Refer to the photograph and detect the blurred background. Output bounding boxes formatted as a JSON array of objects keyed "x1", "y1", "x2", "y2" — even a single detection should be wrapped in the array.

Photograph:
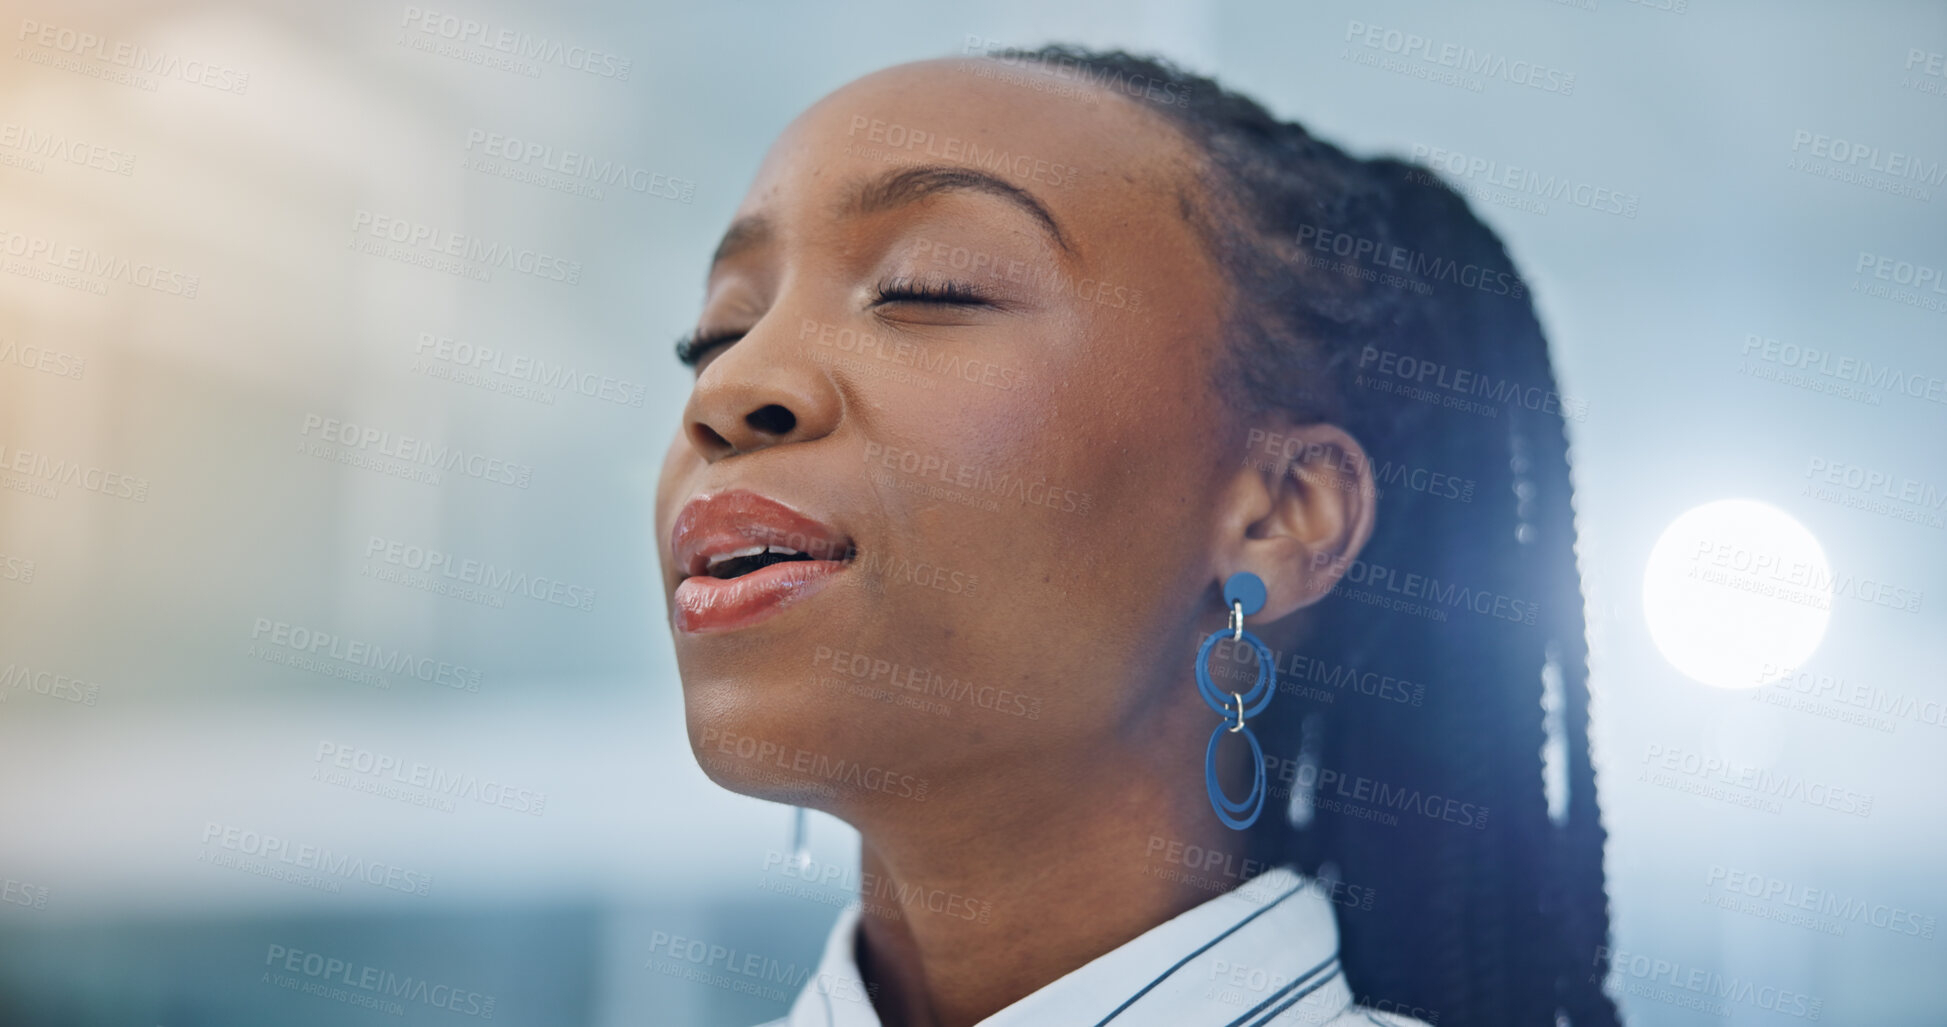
[{"x1": 0, "y1": 0, "x2": 1942, "y2": 1023}]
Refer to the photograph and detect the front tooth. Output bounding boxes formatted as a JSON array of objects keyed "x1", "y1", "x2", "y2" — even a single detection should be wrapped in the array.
[
  {"x1": 706, "y1": 545, "x2": 768, "y2": 569},
  {"x1": 765, "y1": 545, "x2": 803, "y2": 556}
]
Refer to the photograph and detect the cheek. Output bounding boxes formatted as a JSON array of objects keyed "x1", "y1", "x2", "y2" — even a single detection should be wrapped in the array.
[
  {"x1": 865, "y1": 377, "x2": 1070, "y2": 566},
  {"x1": 857, "y1": 359, "x2": 1210, "y2": 710}
]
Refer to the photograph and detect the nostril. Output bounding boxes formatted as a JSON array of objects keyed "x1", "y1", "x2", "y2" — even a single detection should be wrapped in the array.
[
  {"x1": 689, "y1": 422, "x2": 732, "y2": 454},
  {"x1": 746, "y1": 404, "x2": 797, "y2": 436}
]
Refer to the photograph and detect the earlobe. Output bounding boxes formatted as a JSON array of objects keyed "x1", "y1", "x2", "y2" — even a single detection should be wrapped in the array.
[{"x1": 1222, "y1": 421, "x2": 1376, "y2": 622}]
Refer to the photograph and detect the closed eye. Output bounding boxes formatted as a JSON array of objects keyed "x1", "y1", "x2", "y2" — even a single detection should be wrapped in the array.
[
  {"x1": 871, "y1": 276, "x2": 994, "y2": 307},
  {"x1": 676, "y1": 329, "x2": 746, "y2": 367},
  {"x1": 678, "y1": 277, "x2": 997, "y2": 368}
]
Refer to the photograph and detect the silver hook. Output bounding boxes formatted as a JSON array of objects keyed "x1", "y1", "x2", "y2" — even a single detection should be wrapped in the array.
[
  {"x1": 1229, "y1": 692, "x2": 1246, "y2": 733},
  {"x1": 1229, "y1": 600, "x2": 1244, "y2": 642},
  {"x1": 788, "y1": 807, "x2": 810, "y2": 871}
]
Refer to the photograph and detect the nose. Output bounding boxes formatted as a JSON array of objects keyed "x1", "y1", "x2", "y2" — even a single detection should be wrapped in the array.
[{"x1": 681, "y1": 318, "x2": 842, "y2": 462}]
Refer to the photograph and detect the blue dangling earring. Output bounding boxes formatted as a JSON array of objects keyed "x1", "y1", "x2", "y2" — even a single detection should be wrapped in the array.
[{"x1": 1194, "y1": 572, "x2": 1274, "y2": 830}]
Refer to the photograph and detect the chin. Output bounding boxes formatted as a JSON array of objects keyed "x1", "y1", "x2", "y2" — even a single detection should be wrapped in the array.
[{"x1": 680, "y1": 664, "x2": 932, "y2": 813}]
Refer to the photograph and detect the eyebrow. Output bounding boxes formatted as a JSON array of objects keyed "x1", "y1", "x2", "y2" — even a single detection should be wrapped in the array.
[
  {"x1": 848, "y1": 165, "x2": 1070, "y2": 253},
  {"x1": 704, "y1": 164, "x2": 1072, "y2": 278},
  {"x1": 708, "y1": 214, "x2": 774, "y2": 274}
]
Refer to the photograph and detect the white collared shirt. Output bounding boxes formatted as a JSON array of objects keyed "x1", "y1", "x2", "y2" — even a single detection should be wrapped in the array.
[{"x1": 759, "y1": 865, "x2": 1430, "y2": 1027}]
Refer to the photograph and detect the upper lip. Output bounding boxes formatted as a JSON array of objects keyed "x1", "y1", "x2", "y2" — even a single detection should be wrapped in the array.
[{"x1": 671, "y1": 490, "x2": 854, "y2": 579}]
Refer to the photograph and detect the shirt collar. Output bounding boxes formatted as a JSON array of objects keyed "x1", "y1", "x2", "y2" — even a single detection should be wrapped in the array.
[{"x1": 776, "y1": 865, "x2": 1355, "y2": 1027}]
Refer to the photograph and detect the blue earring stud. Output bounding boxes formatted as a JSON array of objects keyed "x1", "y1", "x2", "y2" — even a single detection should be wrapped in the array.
[{"x1": 1194, "y1": 572, "x2": 1273, "y2": 829}]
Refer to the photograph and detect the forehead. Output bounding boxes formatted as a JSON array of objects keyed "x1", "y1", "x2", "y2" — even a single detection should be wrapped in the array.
[{"x1": 734, "y1": 57, "x2": 1204, "y2": 250}]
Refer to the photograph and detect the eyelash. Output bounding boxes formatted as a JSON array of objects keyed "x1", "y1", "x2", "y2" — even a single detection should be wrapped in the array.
[
  {"x1": 676, "y1": 276, "x2": 991, "y2": 367},
  {"x1": 675, "y1": 329, "x2": 743, "y2": 367},
  {"x1": 871, "y1": 275, "x2": 990, "y2": 307}
]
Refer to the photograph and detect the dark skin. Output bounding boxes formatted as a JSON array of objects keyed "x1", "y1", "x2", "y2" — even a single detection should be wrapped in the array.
[{"x1": 655, "y1": 58, "x2": 1377, "y2": 1027}]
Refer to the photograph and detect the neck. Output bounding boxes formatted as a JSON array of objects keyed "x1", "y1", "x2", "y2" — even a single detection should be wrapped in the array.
[{"x1": 847, "y1": 747, "x2": 1260, "y2": 1027}]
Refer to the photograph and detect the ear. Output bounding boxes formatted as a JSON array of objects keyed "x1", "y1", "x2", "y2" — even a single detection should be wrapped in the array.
[{"x1": 1210, "y1": 421, "x2": 1377, "y2": 623}]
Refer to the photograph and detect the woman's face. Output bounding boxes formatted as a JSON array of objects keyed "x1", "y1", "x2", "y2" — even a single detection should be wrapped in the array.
[{"x1": 655, "y1": 58, "x2": 1245, "y2": 824}]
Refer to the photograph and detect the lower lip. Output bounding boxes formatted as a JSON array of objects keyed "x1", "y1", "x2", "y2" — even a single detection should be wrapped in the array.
[{"x1": 672, "y1": 560, "x2": 848, "y2": 634}]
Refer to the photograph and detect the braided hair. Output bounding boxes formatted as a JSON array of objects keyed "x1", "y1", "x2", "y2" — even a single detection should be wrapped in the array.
[{"x1": 994, "y1": 45, "x2": 1621, "y2": 1026}]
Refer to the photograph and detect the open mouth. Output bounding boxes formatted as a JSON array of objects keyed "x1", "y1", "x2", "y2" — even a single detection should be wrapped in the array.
[
  {"x1": 670, "y1": 490, "x2": 856, "y2": 633},
  {"x1": 701, "y1": 542, "x2": 854, "y2": 580}
]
